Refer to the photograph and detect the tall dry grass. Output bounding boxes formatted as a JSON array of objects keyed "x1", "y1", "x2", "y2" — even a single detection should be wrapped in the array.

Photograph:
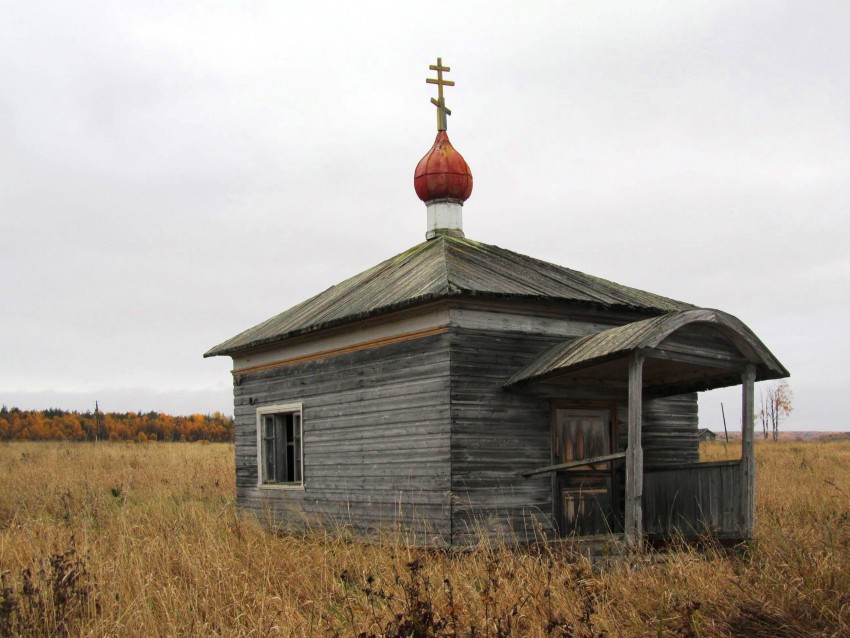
[{"x1": 0, "y1": 440, "x2": 848, "y2": 637}]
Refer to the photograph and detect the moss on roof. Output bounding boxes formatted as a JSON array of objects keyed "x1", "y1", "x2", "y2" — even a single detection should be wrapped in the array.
[{"x1": 205, "y1": 236, "x2": 693, "y2": 357}]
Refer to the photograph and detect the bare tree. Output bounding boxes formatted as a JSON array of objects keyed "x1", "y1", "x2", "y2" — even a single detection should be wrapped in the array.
[
  {"x1": 758, "y1": 393, "x2": 770, "y2": 440},
  {"x1": 759, "y1": 381, "x2": 793, "y2": 441}
]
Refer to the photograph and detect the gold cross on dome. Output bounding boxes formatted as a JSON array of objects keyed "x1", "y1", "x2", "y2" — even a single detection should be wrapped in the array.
[{"x1": 426, "y1": 57, "x2": 455, "y2": 131}]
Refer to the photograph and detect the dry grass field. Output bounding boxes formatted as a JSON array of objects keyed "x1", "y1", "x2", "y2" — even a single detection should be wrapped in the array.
[{"x1": 0, "y1": 440, "x2": 848, "y2": 637}]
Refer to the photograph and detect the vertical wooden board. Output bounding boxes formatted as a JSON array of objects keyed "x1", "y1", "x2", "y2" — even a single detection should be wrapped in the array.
[
  {"x1": 624, "y1": 351, "x2": 644, "y2": 546},
  {"x1": 643, "y1": 462, "x2": 745, "y2": 538},
  {"x1": 741, "y1": 365, "x2": 756, "y2": 537}
]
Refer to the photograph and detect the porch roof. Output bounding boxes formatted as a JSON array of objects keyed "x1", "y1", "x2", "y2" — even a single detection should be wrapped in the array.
[{"x1": 505, "y1": 308, "x2": 788, "y2": 396}]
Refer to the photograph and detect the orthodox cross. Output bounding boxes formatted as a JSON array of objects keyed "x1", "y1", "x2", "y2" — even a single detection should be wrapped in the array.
[{"x1": 426, "y1": 57, "x2": 454, "y2": 131}]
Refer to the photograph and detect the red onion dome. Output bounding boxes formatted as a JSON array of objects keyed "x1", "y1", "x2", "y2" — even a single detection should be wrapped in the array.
[{"x1": 414, "y1": 131, "x2": 473, "y2": 203}]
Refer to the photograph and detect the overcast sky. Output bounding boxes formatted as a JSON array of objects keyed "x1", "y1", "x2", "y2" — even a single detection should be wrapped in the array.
[{"x1": 2, "y1": 1, "x2": 848, "y2": 431}]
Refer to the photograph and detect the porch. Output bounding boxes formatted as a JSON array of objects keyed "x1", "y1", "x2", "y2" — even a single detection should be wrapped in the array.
[{"x1": 508, "y1": 308, "x2": 789, "y2": 546}]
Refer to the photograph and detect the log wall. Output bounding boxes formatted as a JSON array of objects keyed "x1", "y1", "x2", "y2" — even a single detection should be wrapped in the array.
[
  {"x1": 449, "y1": 328, "x2": 558, "y2": 545},
  {"x1": 230, "y1": 302, "x2": 703, "y2": 546},
  {"x1": 233, "y1": 332, "x2": 452, "y2": 544},
  {"x1": 627, "y1": 394, "x2": 699, "y2": 467},
  {"x1": 448, "y1": 305, "x2": 701, "y2": 545}
]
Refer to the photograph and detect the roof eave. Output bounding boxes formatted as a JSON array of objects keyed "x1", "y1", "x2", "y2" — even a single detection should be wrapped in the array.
[
  {"x1": 203, "y1": 291, "x2": 452, "y2": 358},
  {"x1": 204, "y1": 292, "x2": 684, "y2": 358}
]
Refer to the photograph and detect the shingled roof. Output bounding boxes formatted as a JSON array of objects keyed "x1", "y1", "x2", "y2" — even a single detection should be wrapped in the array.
[{"x1": 205, "y1": 235, "x2": 693, "y2": 357}]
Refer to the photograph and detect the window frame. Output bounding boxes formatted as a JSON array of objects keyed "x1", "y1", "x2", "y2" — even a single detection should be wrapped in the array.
[{"x1": 255, "y1": 402, "x2": 304, "y2": 490}]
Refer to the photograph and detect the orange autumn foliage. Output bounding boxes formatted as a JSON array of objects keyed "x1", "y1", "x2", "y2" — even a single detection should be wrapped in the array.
[{"x1": 0, "y1": 406, "x2": 234, "y2": 443}]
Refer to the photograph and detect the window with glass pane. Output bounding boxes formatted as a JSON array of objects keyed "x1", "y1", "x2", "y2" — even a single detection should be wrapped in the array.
[{"x1": 257, "y1": 406, "x2": 303, "y2": 486}]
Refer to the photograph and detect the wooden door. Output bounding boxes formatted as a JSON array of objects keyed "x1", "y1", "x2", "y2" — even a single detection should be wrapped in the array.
[{"x1": 553, "y1": 409, "x2": 618, "y2": 536}]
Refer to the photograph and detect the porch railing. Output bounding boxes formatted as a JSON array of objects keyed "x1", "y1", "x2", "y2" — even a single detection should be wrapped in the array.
[{"x1": 643, "y1": 460, "x2": 744, "y2": 539}]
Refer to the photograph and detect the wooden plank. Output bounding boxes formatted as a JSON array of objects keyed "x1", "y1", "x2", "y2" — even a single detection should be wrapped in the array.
[
  {"x1": 449, "y1": 305, "x2": 636, "y2": 338},
  {"x1": 624, "y1": 350, "x2": 644, "y2": 547},
  {"x1": 299, "y1": 480, "x2": 450, "y2": 494},
  {"x1": 237, "y1": 359, "x2": 451, "y2": 396},
  {"x1": 643, "y1": 346, "x2": 748, "y2": 370},
  {"x1": 239, "y1": 491, "x2": 452, "y2": 521},
  {"x1": 233, "y1": 326, "x2": 451, "y2": 375},
  {"x1": 237, "y1": 334, "x2": 451, "y2": 382},
  {"x1": 522, "y1": 452, "x2": 626, "y2": 477},
  {"x1": 450, "y1": 299, "x2": 667, "y2": 327},
  {"x1": 237, "y1": 372, "x2": 450, "y2": 408},
  {"x1": 304, "y1": 450, "x2": 450, "y2": 467},
  {"x1": 278, "y1": 410, "x2": 450, "y2": 435},
  {"x1": 231, "y1": 304, "x2": 450, "y2": 370},
  {"x1": 254, "y1": 488, "x2": 448, "y2": 505},
  {"x1": 645, "y1": 459, "x2": 738, "y2": 472},
  {"x1": 305, "y1": 435, "x2": 449, "y2": 454}
]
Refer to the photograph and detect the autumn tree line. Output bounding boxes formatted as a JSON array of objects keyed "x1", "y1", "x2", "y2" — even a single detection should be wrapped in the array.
[{"x1": 0, "y1": 406, "x2": 234, "y2": 443}]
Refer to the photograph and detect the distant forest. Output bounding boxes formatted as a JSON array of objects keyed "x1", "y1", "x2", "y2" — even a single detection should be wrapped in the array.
[{"x1": 0, "y1": 406, "x2": 234, "y2": 442}]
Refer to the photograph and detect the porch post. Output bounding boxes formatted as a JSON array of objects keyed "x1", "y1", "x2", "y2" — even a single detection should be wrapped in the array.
[
  {"x1": 625, "y1": 350, "x2": 644, "y2": 547},
  {"x1": 741, "y1": 364, "x2": 756, "y2": 537}
]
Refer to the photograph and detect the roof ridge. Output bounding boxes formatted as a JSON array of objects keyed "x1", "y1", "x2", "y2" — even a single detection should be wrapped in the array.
[
  {"x1": 437, "y1": 235, "x2": 453, "y2": 294},
  {"x1": 443, "y1": 236, "x2": 690, "y2": 309}
]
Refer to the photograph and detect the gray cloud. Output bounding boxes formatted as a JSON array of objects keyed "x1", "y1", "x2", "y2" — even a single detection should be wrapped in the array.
[{"x1": 1, "y1": 1, "x2": 847, "y2": 429}]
